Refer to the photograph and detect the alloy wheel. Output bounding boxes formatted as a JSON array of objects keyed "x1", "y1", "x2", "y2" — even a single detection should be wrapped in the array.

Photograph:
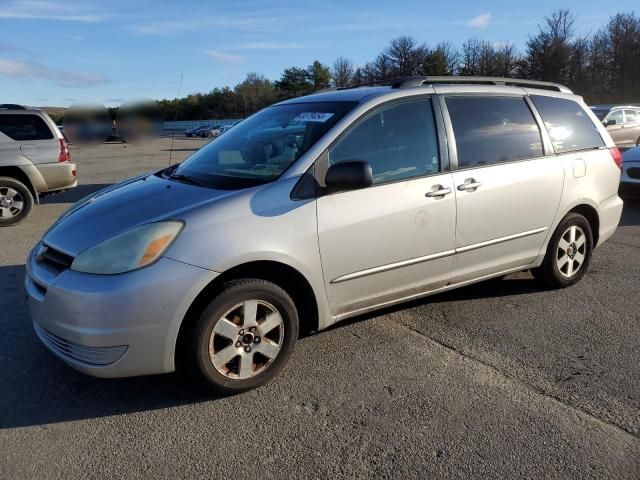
[
  {"x1": 208, "y1": 300, "x2": 284, "y2": 379},
  {"x1": 556, "y1": 225, "x2": 586, "y2": 278},
  {"x1": 0, "y1": 187, "x2": 25, "y2": 219}
]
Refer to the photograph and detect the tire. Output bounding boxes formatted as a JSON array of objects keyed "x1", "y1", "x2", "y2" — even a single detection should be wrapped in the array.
[
  {"x1": 184, "y1": 279, "x2": 299, "y2": 394},
  {"x1": 0, "y1": 177, "x2": 34, "y2": 226},
  {"x1": 532, "y1": 213, "x2": 593, "y2": 288}
]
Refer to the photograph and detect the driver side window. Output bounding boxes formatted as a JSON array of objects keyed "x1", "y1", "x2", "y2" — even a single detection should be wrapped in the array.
[
  {"x1": 606, "y1": 110, "x2": 624, "y2": 125},
  {"x1": 328, "y1": 99, "x2": 439, "y2": 185}
]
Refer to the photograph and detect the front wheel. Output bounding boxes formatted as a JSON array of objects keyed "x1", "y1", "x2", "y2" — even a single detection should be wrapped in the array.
[
  {"x1": 184, "y1": 279, "x2": 298, "y2": 394},
  {"x1": 532, "y1": 213, "x2": 593, "y2": 288}
]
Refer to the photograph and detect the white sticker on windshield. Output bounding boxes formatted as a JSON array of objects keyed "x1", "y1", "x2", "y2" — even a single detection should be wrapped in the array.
[{"x1": 293, "y1": 112, "x2": 334, "y2": 123}]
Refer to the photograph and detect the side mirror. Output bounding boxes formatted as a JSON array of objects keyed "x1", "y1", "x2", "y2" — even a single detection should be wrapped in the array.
[
  {"x1": 605, "y1": 119, "x2": 617, "y2": 126},
  {"x1": 325, "y1": 160, "x2": 373, "y2": 193}
]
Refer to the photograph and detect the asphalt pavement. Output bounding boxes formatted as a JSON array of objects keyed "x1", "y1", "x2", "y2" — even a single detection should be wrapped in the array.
[{"x1": 1, "y1": 137, "x2": 639, "y2": 479}]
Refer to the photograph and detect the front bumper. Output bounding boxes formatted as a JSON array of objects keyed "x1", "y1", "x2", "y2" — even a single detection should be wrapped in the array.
[{"x1": 26, "y1": 246, "x2": 219, "y2": 378}]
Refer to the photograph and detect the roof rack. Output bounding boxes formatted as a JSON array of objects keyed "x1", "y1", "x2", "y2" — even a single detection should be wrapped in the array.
[
  {"x1": 0, "y1": 104, "x2": 27, "y2": 110},
  {"x1": 391, "y1": 76, "x2": 573, "y2": 94}
]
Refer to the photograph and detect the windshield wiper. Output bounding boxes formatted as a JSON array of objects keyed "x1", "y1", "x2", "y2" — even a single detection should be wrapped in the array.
[{"x1": 169, "y1": 172, "x2": 209, "y2": 187}]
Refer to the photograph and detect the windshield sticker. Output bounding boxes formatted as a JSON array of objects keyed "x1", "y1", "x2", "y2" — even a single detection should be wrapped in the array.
[{"x1": 293, "y1": 112, "x2": 334, "y2": 123}]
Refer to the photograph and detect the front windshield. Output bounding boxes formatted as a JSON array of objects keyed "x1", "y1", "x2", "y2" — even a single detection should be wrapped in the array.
[
  {"x1": 173, "y1": 101, "x2": 356, "y2": 189},
  {"x1": 591, "y1": 108, "x2": 608, "y2": 120}
]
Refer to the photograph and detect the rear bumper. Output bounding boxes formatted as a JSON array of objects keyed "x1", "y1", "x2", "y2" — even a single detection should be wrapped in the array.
[
  {"x1": 26, "y1": 249, "x2": 219, "y2": 378},
  {"x1": 36, "y1": 162, "x2": 77, "y2": 192},
  {"x1": 596, "y1": 194, "x2": 624, "y2": 247}
]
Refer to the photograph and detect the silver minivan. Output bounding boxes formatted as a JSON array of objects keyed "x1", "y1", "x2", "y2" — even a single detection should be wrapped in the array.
[
  {"x1": 26, "y1": 77, "x2": 623, "y2": 393},
  {"x1": 0, "y1": 105, "x2": 76, "y2": 225}
]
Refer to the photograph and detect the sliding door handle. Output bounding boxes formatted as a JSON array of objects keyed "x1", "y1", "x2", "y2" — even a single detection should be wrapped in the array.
[
  {"x1": 457, "y1": 179, "x2": 482, "y2": 191},
  {"x1": 425, "y1": 185, "x2": 452, "y2": 198}
]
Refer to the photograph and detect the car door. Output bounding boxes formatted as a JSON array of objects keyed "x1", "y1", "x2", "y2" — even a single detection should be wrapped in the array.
[
  {"x1": 604, "y1": 110, "x2": 626, "y2": 147},
  {"x1": 623, "y1": 110, "x2": 640, "y2": 147},
  {"x1": 443, "y1": 94, "x2": 564, "y2": 283},
  {"x1": 316, "y1": 97, "x2": 456, "y2": 316}
]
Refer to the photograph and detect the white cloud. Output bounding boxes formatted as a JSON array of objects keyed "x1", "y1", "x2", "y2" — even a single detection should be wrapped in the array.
[
  {"x1": 63, "y1": 33, "x2": 83, "y2": 41},
  {"x1": 130, "y1": 15, "x2": 285, "y2": 36},
  {"x1": 0, "y1": 58, "x2": 109, "y2": 88},
  {"x1": 468, "y1": 13, "x2": 491, "y2": 28},
  {"x1": 0, "y1": 1, "x2": 105, "y2": 22},
  {"x1": 204, "y1": 50, "x2": 244, "y2": 64},
  {"x1": 236, "y1": 42, "x2": 310, "y2": 50}
]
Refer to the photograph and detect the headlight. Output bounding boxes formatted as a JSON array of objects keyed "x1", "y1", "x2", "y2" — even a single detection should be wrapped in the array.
[{"x1": 71, "y1": 221, "x2": 184, "y2": 274}]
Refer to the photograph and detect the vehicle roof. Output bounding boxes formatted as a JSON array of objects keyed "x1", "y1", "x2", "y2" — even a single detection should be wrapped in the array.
[
  {"x1": 590, "y1": 104, "x2": 640, "y2": 110},
  {"x1": 0, "y1": 107, "x2": 45, "y2": 114},
  {"x1": 275, "y1": 83, "x2": 581, "y2": 107}
]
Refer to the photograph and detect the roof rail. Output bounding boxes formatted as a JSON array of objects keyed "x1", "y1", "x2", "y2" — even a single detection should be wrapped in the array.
[
  {"x1": 391, "y1": 76, "x2": 573, "y2": 94},
  {"x1": 0, "y1": 104, "x2": 27, "y2": 110}
]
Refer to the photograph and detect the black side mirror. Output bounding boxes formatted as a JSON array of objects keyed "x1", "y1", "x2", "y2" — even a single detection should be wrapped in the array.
[
  {"x1": 605, "y1": 119, "x2": 617, "y2": 126},
  {"x1": 325, "y1": 160, "x2": 373, "y2": 193}
]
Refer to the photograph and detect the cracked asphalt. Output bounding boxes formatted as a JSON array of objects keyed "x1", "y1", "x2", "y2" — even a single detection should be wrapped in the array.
[{"x1": 1, "y1": 137, "x2": 639, "y2": 479}]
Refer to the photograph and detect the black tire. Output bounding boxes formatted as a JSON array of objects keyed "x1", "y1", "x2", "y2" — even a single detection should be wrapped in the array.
[
  {"x1": 184, "y1": 278, "x2": 298, "y2": 394},
  {"x1": 0, "y1": 177, "x2": 34, "y2": 226},
  {"x1": 532, "y1": 213, "x2": 593, "y2": 288}
]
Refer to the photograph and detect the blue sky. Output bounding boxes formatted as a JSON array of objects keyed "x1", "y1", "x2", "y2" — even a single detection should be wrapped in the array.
[{"x1": 0, "y1": 0, "x2": 636, "y2": 107}]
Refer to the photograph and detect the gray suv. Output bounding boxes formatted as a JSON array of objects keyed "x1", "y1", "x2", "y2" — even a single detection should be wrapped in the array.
[
  {"x1": 26, "y1": 77, "x2": 623, "y2": 393},
  {"x1": 0, "y1": 105, "x2": 77, "y2": 225}
]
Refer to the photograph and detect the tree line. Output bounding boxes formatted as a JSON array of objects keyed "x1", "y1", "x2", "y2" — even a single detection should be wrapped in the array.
[{"x1": 157, "y1": 10, "x2": 640, "y2": 120}]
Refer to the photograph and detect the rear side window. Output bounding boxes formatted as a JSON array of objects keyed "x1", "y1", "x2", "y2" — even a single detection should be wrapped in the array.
[
  {"x1": 624, "y1": 110, "x2": 639, "y2": 123},
  {"x1": 0, "y1": 114, "x2": 54, "y2": 141},
  {"x1": 446, "y1": 96, "x2": 543, "y2": 168},
  {"x1": 530, "y1": 95, "x2": 604, "y2": 153},
  {"x1": 329, "y1": 99, "x2": 439, "y2": 184}
]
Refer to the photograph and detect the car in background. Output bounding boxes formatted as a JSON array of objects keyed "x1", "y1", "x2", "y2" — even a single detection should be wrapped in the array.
[
  {"x1": 218, "y1": 120, "x2": 243, "y2": 136},
  {"x1": 0, "y1": 104, "x2": 76, "y2": 225},
  {"x1": 620, "y1": 147, "x2": 640, "y2": 198},
  {"x1": 185, "y1": 125, "x2": 211, "y2": 137},
  {"x1": 591, "y1": 105, "x2": 640, "y2": 149},
  {"x1": 200, "y1": 125, "x2": 222, "y2": 138}
]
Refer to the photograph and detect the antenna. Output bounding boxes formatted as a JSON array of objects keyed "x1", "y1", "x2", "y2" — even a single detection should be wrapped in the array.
[{"x1": 169, "y1": 73, "x2": 183, "y2": 166}]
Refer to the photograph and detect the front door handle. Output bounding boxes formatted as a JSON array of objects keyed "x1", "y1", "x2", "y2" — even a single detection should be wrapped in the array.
[
  {"x1": 457, "y1": 179, "x2": 482, "y2": 191},
  {"x1": 425, "y1": 185, "x2": 452, "y2": 198}
]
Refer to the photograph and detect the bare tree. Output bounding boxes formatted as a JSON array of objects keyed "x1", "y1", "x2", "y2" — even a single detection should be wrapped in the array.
[
  {"x1": 384, "y1": 36, "x2": 428, "y2": 78},
  {"x1": 332, "y1": 57, "x2": 355, "y2": 87}
]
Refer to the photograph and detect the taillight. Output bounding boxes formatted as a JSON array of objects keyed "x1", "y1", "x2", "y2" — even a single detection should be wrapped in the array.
[
  {"x1": 609, "y1": 147, "x2": 622, "y2": 169},
  {"x1": 58, "y1": 138, "x2": 70, "y2": 163}
]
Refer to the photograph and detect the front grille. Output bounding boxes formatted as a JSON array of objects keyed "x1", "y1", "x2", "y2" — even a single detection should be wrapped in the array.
[
  {"x1": 40, "y1": 245, "x2": 73, "y2": 269},
  {"x1": 628, "y1": 167, "x2": 640, "y2": 180},
  {"x1": 33, "y1": 322, "x2": 128, "y2": 366}
]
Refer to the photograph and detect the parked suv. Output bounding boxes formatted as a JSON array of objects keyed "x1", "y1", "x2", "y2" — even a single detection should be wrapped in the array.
[
  {"x1": 0, "y1": 105, "x2": 76, "y2": 225},
  {"x1": 591, "y1": 105, "x2": 640, "y2": 148},
  {"x1": 26, "y1": 77, "x2": 623, "y2": 393}
]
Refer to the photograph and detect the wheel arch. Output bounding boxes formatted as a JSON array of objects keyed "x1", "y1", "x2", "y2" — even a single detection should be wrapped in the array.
[
  {"x1": 174, "y1": 260, "x2": 320, "y2": 370},
  {"x1": 567, "y1": 203, "x2": 600, "y2": 246},
  {"x1": 0, "y1": 166, "x2": 39, "y2": 203}
]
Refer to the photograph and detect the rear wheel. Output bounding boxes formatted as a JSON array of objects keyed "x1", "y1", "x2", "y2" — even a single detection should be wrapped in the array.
[
  {"x1": 532, "y1": 213, "x2": 593, "y2": 288},
  {"x1": 184, "y1": 279, "x2": 298, "y2": 394},
  {"x1": 0, "y1": 177, "x2": 33, "y2": 226}
]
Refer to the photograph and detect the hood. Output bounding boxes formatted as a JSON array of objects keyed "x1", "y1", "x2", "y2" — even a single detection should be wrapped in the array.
[{"x1": 44, "y1": 173, "x2": 237, "y2": 256}]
